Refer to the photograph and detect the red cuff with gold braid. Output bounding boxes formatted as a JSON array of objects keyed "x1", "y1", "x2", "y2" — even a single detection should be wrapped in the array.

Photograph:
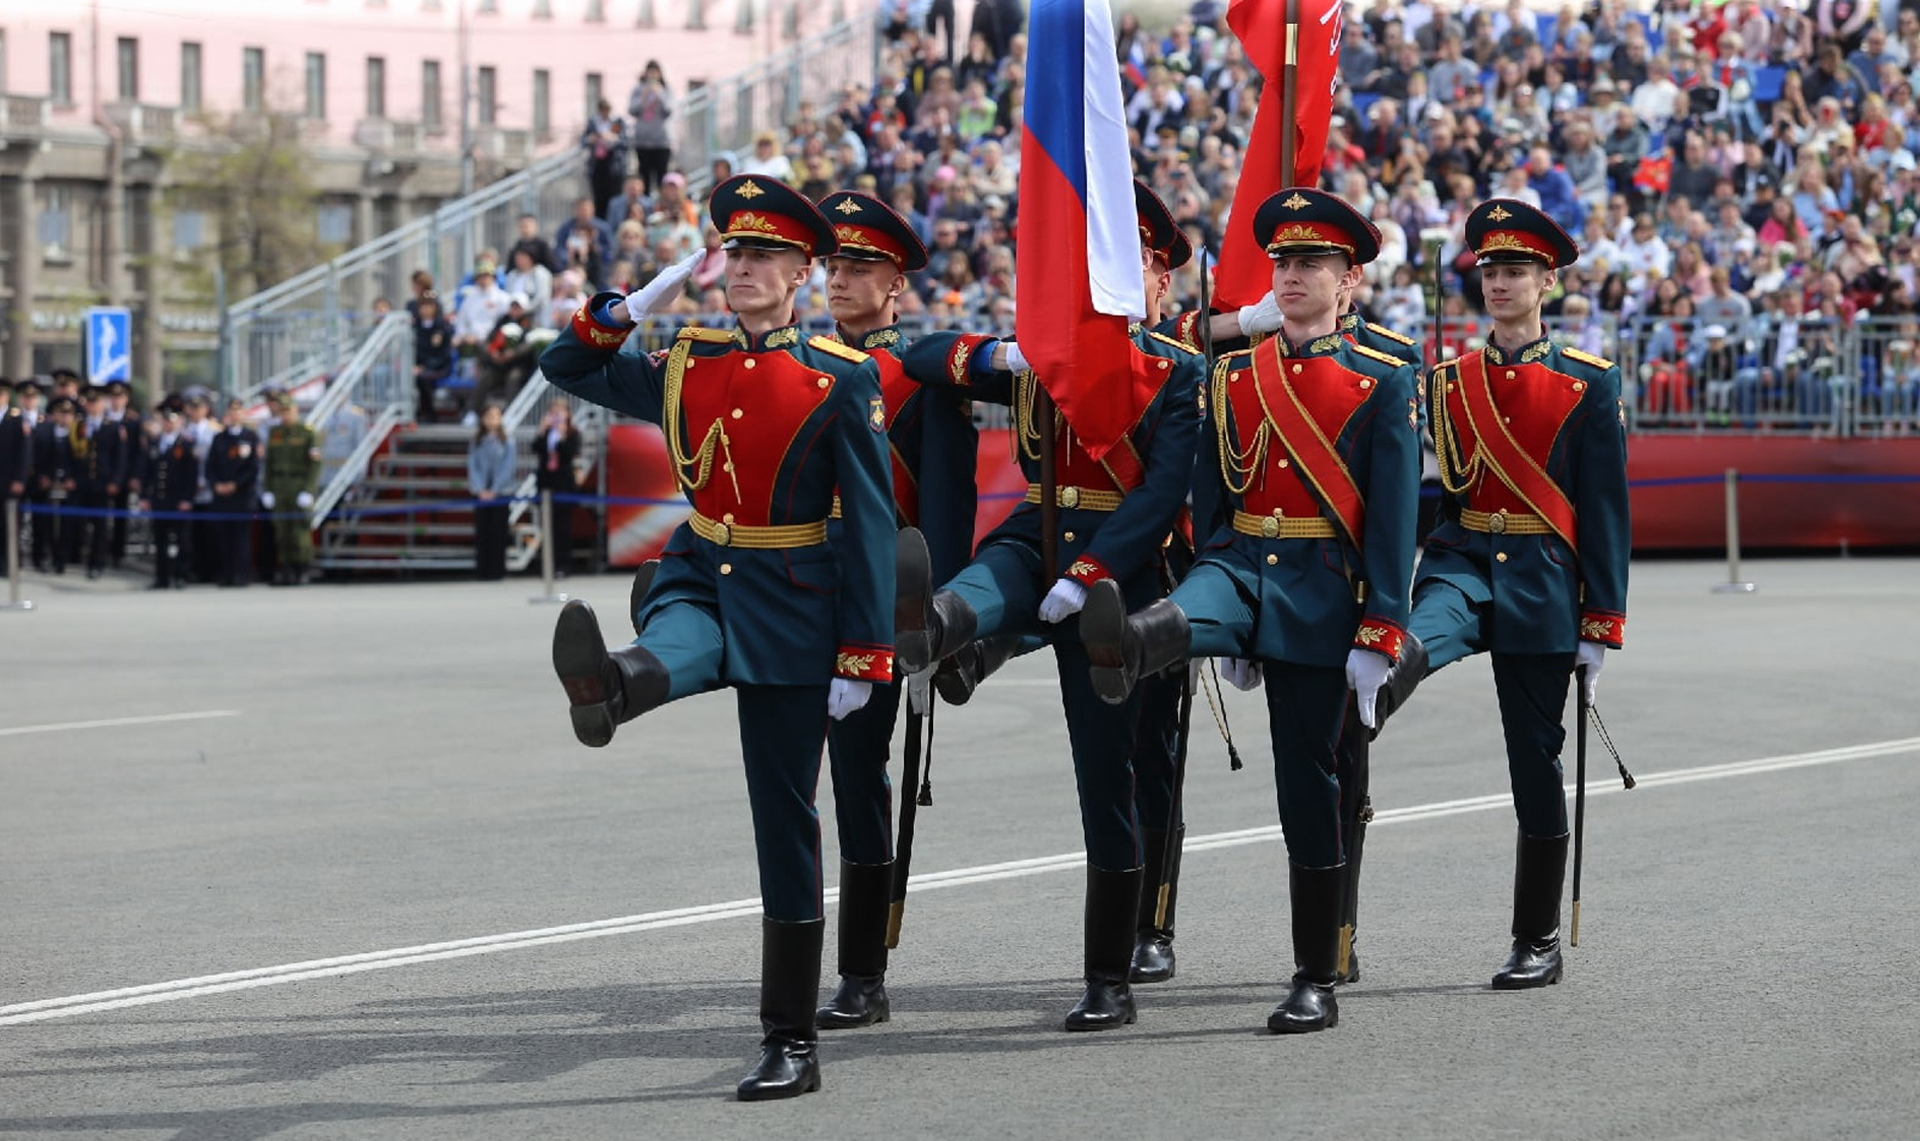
[
  {"x1": 1579, "y1": 610, "x2": 1625, "y2": 649},
  {"x1": 1064, "y1": 553, "x2": 1114, "y2": 588},
  {"x1": 1353, "y1": 617, "x2": 1408, "y2": 663},
  {"x1": 945, "y1": 334, "x2": 995, "y2": 384},
  {"x1": 835, "y1": 644, "x2": 895, "y2": 684},
  {"x1": 570, "y1": 301, "x2": 634, "y2": 351}
]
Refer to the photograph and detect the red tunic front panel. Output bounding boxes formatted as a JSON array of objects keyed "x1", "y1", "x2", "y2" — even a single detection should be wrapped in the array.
[
  {"x1": 872, "y1": 347, "x2": 921, "y2": 525},
  {"x1": 1225, "y1": 354, "x2": 1370, "y2": 520},
  {"x1": 676, "y1": 348, "x2": 834, "y2": 525},
  {"x1": 1444, "y1": 357, "x2": 1583, "y2": 518}
]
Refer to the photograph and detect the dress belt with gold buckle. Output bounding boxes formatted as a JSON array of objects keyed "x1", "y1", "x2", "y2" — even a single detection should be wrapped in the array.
[
  {"x1": 687, "y1": 511, "x2": 828, "y2": 548},
  {"x1": 1459, "y1": 507, "x2": 1553, "y2": 535},
  {"x1": 1024, "y1": 484, "x2": 1125, "y2": 512},
  {"x1": 1230, "y1": 509, "x2": 1338, "y2": 539}
]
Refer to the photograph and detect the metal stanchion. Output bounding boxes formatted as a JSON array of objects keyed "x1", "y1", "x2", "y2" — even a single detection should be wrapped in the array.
[
  {"x1": 3, "y1": 499, "x2": 35, "y2": 612},
  {"x1": 1711, "y1": 467, "x2": 1757, "y2": 593},
  {"x1": 528, "y1": 489, "x2": 569, "y2": 605}
]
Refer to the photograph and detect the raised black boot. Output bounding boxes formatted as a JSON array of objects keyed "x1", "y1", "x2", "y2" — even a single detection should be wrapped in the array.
[
  {"x1": 551, "y1": 599, "x2": 670, "y2": 748},
  {"x1": 736, "y1": 917, "x2": 825, "y2": 1101},
  {"x1": 1492, "y1": 830, "x2": 1569, "y2": 989},
  {"x1": 1268, "y1": 863, "x2": 1344, "y2": 1033},
  {"x1": 1064, "y1": 864, "x2": 1144, "y2": 1031},
  {"x1": 816, "y1": 860, "x2": 892, "y2": 1030},
  {"x1": 1082, "y1": 580, "x2": 1191, "y2": 705},
  {"x1": 1130, "y1": 827, "x2": 1182, "y2": 984},
  {"x1": 1366, "y1": 633, "x2": 1429, "y2": 741},
  {"x1": 895, "y1": 527, "x2": 977, "y2": 674},
  {"x1": 932, "y1": 633, "x2": 1024, "y2": 706}
]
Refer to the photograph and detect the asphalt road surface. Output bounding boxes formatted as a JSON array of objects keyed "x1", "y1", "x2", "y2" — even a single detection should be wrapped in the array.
[{"x1": 3, "y1": 557, "x2": 1917, "y2": 1140}]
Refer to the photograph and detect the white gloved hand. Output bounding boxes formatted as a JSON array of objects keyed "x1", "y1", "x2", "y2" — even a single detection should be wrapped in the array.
[
  {"x1": 828, "y1": 677, "x2": 874, "y2": 721},
  {"x1": 621, "y1": 249, "x2": 706, "y2": 320},
  {"x1": 1237, "y1": 291, "x2": 1284, "y2": 336},
  {"x1": 259, "y1": 491, "x2": 275, "y2": 509},
  {"x1": 1346, "y1": 647, "x2": 1394, "y2": 729},
  {"x1": 1575, "y1": 641, "x2": 1606, "y2": 704},
  {"x1": 1219, "y1": 657, "x2": 1263, "y2": 692},
  {"x1": 1037, "y1": 578, "x2": 1088, "y2": 623},
  {"x1": 296, "y1": 491, "x2": 314, "y2": 509},
  {"x1": 1000, "y1": 341, "x2": 1031, "y2": 372}
]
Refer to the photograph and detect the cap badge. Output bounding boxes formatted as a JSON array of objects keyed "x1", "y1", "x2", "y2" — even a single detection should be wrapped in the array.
[
  {"x1": 1486, "y1": 205, "x2": 1514, "y2": 221},
  {"x1": 835, "y1": 198, "x2": 863, "y2": 215},
  {"x1": 736, "y1": 180, "x2": 765, "y2": 199},
  {"x1": 1282, "y1": 192, "x2": 1311, "y2": 210}
]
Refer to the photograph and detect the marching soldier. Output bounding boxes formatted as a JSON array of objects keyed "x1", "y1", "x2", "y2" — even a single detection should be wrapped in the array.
[
  {"x1": 262, "y1": 393, "x2": 323, "y2": 585},
  {"x1": 204, "y1": 399, "x2": 262, "y2": 587},
  {"x1": 540, "y1": 175, "x2": 895, "y2": 1101},
  {"x1": 892, "y1": 185, "x2": 1205, "y2": 1033},
  {"x1": 30, "y1": 395, "x2": 77, "y2": 574},
  {"x1": 812, "y1": 189, "x2": 978, "y2": 1031},
  {"x1": 1078, "y1": 188, "x2": 1423, "y2": 1034},
  {"x1": 143, "y1": 404, "x2": 199, "y2": 589},
  {"x1": 67, "y1": 386, "x2": 130, "y2": 579},
  {"x1": 1392, "y1": 199, "x2": 1630, "y2": 989}
]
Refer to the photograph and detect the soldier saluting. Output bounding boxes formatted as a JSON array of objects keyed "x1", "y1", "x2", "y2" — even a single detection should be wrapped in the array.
[
  {"x1": 811, "y1": 189, "x2": 978, "y2": 1032},
  {"x1": 1391, "y1": 198, "x2": 1629, "y2": 989},
  {"x1": 1079, "y1": 187, "x2": 1423, "y2": 1035},
  {"x1": 539, "y1": 175, "x2": 895, "y2": 1102}
]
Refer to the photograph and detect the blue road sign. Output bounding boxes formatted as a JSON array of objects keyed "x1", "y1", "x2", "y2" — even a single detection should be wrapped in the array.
[{"x1": 85, "y1": 307, "x2": 133, "y2": 384}]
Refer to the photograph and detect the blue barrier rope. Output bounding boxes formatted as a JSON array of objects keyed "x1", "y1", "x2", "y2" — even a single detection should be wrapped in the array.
[{"x1": 17, "y1": 471, "x2": 1918, "y2": 525}]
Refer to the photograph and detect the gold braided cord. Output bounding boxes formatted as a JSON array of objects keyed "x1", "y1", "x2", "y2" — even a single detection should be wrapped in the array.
[
  {"x1": 1214, "y1": 355, "x2": 1269, "y2": 496},
  {"x1": 1013, "y1": 370, "x2": 1062, "y2": 463},
  {"x1": 1429, "y1": 361, "x2": 1482, "y2": 496},
  {"x1": 661, "y1": 338, "x2": 723, "y2": 493}
]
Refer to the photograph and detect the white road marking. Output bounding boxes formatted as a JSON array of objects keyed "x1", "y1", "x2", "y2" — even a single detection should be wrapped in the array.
[
  {"x1": 0, "y1": 710, "x2": 241, "y2": 739},
  {"x1": 3, "y1": 734, "x2": 1915, "y2": 1027}
]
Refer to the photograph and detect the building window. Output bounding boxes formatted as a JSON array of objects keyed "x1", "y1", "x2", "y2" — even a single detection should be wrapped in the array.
[
  {"x1": 173, "y1": 209, "x2": 207, "y2": 254},
  {"x1": 117, "y1": 38, "x2": 140, "y2": 101},
  {"x1": 243, "y1": 47, "x2": 265, "y2": 113},
  {"x1": 305, "y1": 52, "x2": 327, "y2": 118},
  {"x1": 476, "y1": 0, "x2": 497, "y2": 12},
  {"x1": 585, "y1": 0, "x2": 604, "y2": 21},
  {"x1": 49, "y1": 32, "x2": 74, "y2": 105},
  {"x1": 585, "y1": 72, "x2": 603, "y2": 119},
  {"x1": 532, "y1": 68, "x2": 551, "y2": 137},
  {"x1": 181, "y1": 43, "x2": 203, "y2": 113},
  {"x1": 635, "y1": 0, "x2": 654, "y2": 27},
  {"x1": 422, "y1": 59, "x2": 442, "y2": 130},
  {"x1": 317, "y1": 201, "x2": 355, "y2": 245},
  {"x1": 687, "y1": 0, "x2": 706, "y2": 29},
  {"x1": 366, "y1": 56, "x2": 387, "y2": 118},
  {"x1": 476, "y1": 65, "x2": 497, "y2": 126},
  {"x1": 0, "y1": 32, "x2": 7, "y2": 94},
  {"x1": 39, "y1": 186, "x2": 73, "y2": 259},
  {"x1": 532, "y1": 0, "x2": 552, "y2": 17},
  {"x1": 734, "y1": 0, "x2": 754, "y2": 33}
]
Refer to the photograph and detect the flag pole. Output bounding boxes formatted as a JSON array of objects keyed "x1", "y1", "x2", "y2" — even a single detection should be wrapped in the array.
[
  {"x1": 1280, "y1": 0, "x2": 1300, "y2": 186},
  {"x1": 1038, "y1": 385, "x2": 1059, "y2": 582}
]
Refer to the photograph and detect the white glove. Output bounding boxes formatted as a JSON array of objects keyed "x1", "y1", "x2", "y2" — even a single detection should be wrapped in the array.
[
  {"x1": 621, "y1": 249, "x2": 706, "y2": 319},
  {"x1": 828, "y1": 678, "x2": 873, "y2": 721},
  {"x1": 296, "y1": 491, "x2": 314, "y2": 509},
  {"x1": 1346, "y1": 648, "x2": 1394, "y2": 730},
  {"x1": 1037, "y1": 578, "x2": 1088, "y2": 623},
  {"x1": 1000, "y1": 341, "x2": 1031, "y2": 372},
  {"x1": 259, "y1": 491, "x2": 275, "y2": 509},
  {"x1": 1575, "y1": 641, "x2": 1606, "y2": 704},
  {"x1": 1219, "y1": 657, "x2": 1263, "y2": 692},
  {"x1": 1237, "y1": 292, "x2": 1284, "y2": 336}
]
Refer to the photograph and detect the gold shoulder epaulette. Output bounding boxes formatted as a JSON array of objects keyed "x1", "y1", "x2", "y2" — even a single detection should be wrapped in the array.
[
  {"x1": 808, "y1": 334, "x2": 870, "y2": 363},
  {"x1": 1562, "y1": 346, "x2": 1613, "y2": 370},
  {"x1": 1349, "y1": 343, "x2": 1408, "y2": 369},
  {"x1": 1146, "y1": 329, "x2": 1201, "y2": 355},
  {"x1": 1365, "y1": 321, "x2": 1418, "y2": 347},
  {"x1": 676, "y1": 326, "x2": 733, "y2": 344}
]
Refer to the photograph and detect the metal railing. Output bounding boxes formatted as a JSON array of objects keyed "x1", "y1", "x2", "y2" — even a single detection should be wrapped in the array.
[{"x1": 307, "y1": 314, "x2": 415, "y2": 527}]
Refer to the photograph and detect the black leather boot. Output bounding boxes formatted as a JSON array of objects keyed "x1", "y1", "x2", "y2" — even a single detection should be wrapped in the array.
[
  {"x1": 552, "y1": 599, "x2": 671, "y2": 748},
  {"x1": 932, "y1": 634, "x2": 1023, "y2": 706},
  {"x1": 1268, "y1": 863, "x2": 1344, "y2": 1033},
  {"x1": 1130, "y1": 827, "x2": 1182, "y2": 984},
  {"x1": 736, "y1": 917, "x2": 825, "y2": 1101},
  {"x1": 1492, "y1": 831, "x2": 1569, "y2": 989},
  {"x1": 817, "y1": 861, "x2": 892, "y2": 1030},
  {"x1": 1065, "y1": 864, "x2": 1144, "y2": 1031},
  {"x1": 1082, "y1": 581, "x2": 1191, "y2": 705},
  {"x1": 895, "y1": 528, "x2": 977, "y2": 674},
  {"x1": 1366, "y1": 633, "x2": 1429, "y2": 741}
]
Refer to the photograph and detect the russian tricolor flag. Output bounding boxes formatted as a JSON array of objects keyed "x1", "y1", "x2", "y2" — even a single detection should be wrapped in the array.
[{"x1": 1017, "y1": 0, "x2": 1158, "y2": 462}]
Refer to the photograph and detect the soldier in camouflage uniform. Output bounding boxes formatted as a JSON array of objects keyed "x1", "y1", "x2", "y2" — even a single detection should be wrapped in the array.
[{"x1": 262, "y1": 393, "x2": 322, "y2": 585}]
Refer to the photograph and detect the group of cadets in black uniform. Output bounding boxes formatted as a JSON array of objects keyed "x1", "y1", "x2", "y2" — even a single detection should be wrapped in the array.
[
  {"x1": 0, "y1": 374, "x2": 296, "y2": 590},
  {"x1": 536, "y1": 176, "x2": 1630, "y2": 1101}
]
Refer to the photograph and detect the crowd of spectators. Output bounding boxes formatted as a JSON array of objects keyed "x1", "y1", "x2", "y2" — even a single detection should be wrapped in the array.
[{"x1": 414, "y1": 0, "x2": 1920, "y2": 433}]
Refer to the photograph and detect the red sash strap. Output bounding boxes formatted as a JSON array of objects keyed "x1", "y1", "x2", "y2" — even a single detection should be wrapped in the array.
[
  {"x1": 1453, "y1": 352, "x2": 1579, "y2": 551},
  {"x1": 1094, "y1": 387, "x2": 1192, "y2": 550},
  {"x1": 1250, "y1": 342, "x2": 1367, "y2": 550}
]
